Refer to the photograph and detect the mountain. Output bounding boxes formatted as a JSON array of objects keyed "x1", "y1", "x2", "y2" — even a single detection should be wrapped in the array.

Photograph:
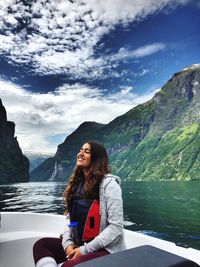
[
  {"x1": 30, "y1": 64, "x2": 200, "y2": 182},
  {"x1": 30, "y1": 156, "x2": 56, "y2": 182},
  {"x1": 0, "y1": 99, "x2": 29, "y2": 184},
  {"x1": 24, "y1": 151, "x2": 54, "y2": 172}
]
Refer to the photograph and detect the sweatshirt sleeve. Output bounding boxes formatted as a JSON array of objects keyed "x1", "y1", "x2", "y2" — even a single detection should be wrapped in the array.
[
  {"x1": 62, "y1": 223, "x2": 74, "y2": 251},
  {"x1": 79, "y1": 179, "x2": 124, "y2": 255}
]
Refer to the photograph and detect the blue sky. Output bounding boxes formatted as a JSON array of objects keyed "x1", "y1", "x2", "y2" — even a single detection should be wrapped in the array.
[{"x1": 0, "y1": 0, "x2": 199, "y2": 152}]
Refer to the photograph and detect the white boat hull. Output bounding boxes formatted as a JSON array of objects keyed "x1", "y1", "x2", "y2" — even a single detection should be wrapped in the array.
[{"x1": 0, "y1": 212, "x2": 200, "y2": 267}]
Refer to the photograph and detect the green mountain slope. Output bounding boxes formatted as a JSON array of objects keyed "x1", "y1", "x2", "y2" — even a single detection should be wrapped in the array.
[
  {"x1": 31, "y1": 64, "x2": 200, "y2": 181},
  {"x1": 112, "y1": 123, "x2": 200, "y2": 181}
]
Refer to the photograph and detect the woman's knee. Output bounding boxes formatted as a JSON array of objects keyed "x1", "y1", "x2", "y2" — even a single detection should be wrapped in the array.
[
  {"x1": 33, "y1": 238, "x2": 49, "y2": 253},
  {"x1": 33, "y1": 237, "x2": 65, "y2": 264}
]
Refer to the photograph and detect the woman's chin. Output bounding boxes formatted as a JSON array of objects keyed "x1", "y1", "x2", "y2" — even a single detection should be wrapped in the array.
[{"x1": 77, "y1": 163, "x2": 88, "y2": 168}]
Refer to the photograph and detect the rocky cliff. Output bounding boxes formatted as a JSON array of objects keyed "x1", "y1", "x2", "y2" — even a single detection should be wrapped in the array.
[
  {"x1": 0, "y1": 99, "x2": 29, "y2": 184},
  {"x1": 30, "y1": 64, "x2": 200, "y2": 181}
]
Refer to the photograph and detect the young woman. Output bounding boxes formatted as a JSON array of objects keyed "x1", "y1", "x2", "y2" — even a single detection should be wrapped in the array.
[{"x1": 33, "y1": 141, "x2": 126, "y2": 267}]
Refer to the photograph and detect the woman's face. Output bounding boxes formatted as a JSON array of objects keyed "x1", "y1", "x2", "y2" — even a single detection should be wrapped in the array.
[{"x1": 76, "y1": 143, "x2": 91, "y2": 169}]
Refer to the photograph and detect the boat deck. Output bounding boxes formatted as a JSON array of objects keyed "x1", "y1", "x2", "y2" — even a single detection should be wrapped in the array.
[{"x1": 0, "y1": 212, "x2": 200, "y2": 267}]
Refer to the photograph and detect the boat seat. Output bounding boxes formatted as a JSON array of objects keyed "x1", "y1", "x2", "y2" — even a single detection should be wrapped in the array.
[
  {"x1": 74, "y1": 245, "x2": 199, "y2": 267},
  {"x1": 0, "y1": 232, "x2": 59, "y2": 267},
  {"x1": 0, "y1": 237, "x2": 39, "y2": 267}
]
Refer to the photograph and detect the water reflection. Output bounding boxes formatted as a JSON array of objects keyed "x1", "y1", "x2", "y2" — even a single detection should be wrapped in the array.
[{"x1": 0, "y1": 182, "x2": 66, "y2": 214}]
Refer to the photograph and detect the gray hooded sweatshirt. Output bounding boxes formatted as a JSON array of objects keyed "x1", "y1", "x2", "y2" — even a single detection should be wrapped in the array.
[{"x1": 62, "y1": 174, "x2": 126, "y2": 254}]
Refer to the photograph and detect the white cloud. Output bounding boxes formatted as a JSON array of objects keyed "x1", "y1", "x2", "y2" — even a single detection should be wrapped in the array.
[
  {"x1": 0, "y1": 79, "x2": 156, "y2": 153},
  {"x1": 110, "y1": 43, "x2": 166, "y2": 62},
  {"x1": 0, "y1": 0, "x2": 191, "y2": 154},
  {"x1": 0, "y1": 0, "x2": 190, "y2": 79}
]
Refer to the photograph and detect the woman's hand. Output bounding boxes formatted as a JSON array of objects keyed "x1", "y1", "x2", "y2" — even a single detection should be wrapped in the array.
[
  {"x1": 67, "y1": 247, "x2": 82, "y2": 260},
  {"x1": 65, "y1": 244, "x2": 75, "y2": 258}
]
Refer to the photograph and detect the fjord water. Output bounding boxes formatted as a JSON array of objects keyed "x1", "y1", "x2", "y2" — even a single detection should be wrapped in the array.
[{"x1": 0, "y1": 181, "x2": 199, "y2": 250}]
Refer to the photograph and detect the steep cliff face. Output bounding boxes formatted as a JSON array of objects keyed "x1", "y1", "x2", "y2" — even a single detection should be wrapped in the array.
[
  {"x1": 31, "y1": 64, "x2": 200, "y2": 181},
  {"x1": 121, "y1": 64, "x2": 200, "y2": 181},
  {"x1": 149, "y1": 64, "x2": 200, "y2": 133},
  {"x1": 0, "y1": 99, "x2": 29, "y2": 184}
]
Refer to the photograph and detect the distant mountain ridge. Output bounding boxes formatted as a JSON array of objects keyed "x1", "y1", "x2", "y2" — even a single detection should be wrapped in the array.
[
  {"x1": 24, "y1": 151, "x2": 54, "y2": 172},
  {"x1": 30, "y1": 64, "x2": 200, "y2": 182},
  {"x1": 0, "y1": 99, "x2": 29, "y2": 184}
]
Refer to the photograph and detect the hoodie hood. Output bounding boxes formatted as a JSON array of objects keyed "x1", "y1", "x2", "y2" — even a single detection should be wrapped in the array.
[{"x1": 104, "y1": 173, "x2": 121, "y2": 185}]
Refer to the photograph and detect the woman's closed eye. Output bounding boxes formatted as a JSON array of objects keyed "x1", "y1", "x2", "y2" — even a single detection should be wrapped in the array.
[
  {"x1": 84, "y1": 149, "x2": 91, "y2": 154},
  {"x1": 79, "y1": 148, "x2": 91, "y2": 154}
]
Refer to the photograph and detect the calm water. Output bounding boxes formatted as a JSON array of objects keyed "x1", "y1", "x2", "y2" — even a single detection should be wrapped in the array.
[{"x1": 0, "y1": 181, "x2": 199, "y2": 250}]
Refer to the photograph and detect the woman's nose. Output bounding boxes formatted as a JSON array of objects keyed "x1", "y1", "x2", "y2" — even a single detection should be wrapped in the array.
[{"x1": 78, "y1": 151, "x2": 83, "y2": 156}]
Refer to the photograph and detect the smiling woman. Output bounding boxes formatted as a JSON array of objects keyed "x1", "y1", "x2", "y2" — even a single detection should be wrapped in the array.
[
  {"x1": 76, "y1": 143, "x2": 92, "y2": 169},
  {"x1": 33, "y1": 141, "x2": 126, "y2": 267}
]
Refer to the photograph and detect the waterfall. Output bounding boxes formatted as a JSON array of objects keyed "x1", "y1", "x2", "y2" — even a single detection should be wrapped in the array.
[{"x1": 48, "y1": 161, "x2": 58, "y2": 181}]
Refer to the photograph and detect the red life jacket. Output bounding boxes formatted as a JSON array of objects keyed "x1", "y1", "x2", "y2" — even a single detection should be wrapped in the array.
[{"x1": 82, "y1": 199, "x2": 100, "y2": 241}]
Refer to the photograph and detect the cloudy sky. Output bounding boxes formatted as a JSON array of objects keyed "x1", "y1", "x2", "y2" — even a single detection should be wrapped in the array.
[{"x1": 0, "y1": 0, "x2": 199, "y2": 153}]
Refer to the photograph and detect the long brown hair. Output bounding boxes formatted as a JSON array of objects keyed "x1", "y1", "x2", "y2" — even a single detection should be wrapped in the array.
[{"x1": 63, "y1": 141, "x2": 110, "y2": 213}]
